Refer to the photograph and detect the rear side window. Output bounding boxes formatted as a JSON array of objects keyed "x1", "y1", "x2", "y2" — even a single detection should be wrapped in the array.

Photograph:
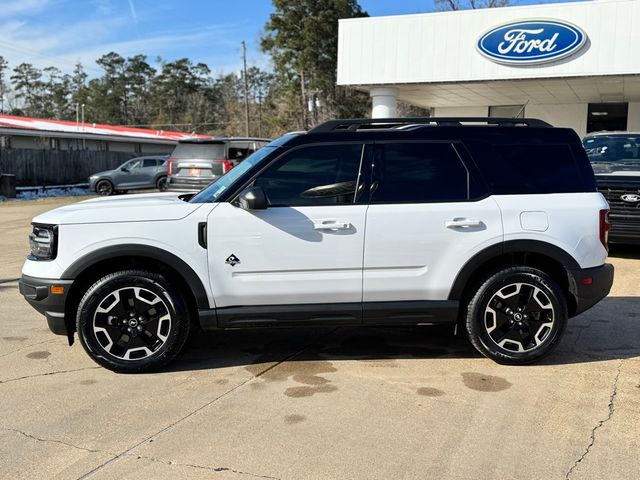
[
  {"x1": 142, "y1": 159, "x2": 157, "y2": 167},
  {"x1": 483, "y1": 144, "x2": 584, "y2": 194},
  {"x1": 371, "y1": 143, "x2": 468, "y2": 203}
]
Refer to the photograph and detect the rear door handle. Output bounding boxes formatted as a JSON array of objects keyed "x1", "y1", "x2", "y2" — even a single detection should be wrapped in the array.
[
  {"x1": 445, "y1": 218, "x2": 483, "y2": 228},
  {"x1": 313, "y1": 219, "x2": 351, "y2": 231}
]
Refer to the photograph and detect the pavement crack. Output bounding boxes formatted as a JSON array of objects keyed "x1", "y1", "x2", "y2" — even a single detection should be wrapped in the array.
[
  {"x1": 4, "y1": 427, "x2": 115, "y2": 457},
  {"x1": 76, "y1": 328, "x2": 340, "y2": 479},
  {"x1": 0, "y1": 278, "x2": 20, "y2": 284},
  {"x1": 0, "y1": 366, "x2": 101, "y2": 384},
  {"x1": 128, "y1": 453, "x2": 280, "y2": 479},
  {"x1": 565, "y1": 359, "x2": 623, "y2": 480},
  {"x1": 0, "y1": 338, "x2": 57, "y2": 359}
]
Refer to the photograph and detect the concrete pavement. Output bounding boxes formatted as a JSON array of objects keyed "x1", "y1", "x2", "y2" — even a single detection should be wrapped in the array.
[{"x1": 0, "y1": 197, "x2": 638, "y2": 480}]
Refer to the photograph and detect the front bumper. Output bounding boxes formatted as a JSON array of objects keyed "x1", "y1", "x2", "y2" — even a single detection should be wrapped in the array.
[
  {"x1": 19, "y1": 275, "x2": 73, "y2": 336},
  {"x1": 568, "y1": 263, "x2": 614, "y2": 316}
]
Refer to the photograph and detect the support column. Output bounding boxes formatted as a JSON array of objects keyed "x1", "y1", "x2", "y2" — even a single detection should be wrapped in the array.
[{"x1": 370, "y1": 87, "x2": 398, "y2": 118}]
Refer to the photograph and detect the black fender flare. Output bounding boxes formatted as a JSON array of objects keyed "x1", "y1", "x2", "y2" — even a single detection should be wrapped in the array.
[
  {"x1": 448, "y1": 239, "x2": 580, "y2": 301},
  {"x1": 62, "y1": 244, "x2": 210, "y2": 309}
]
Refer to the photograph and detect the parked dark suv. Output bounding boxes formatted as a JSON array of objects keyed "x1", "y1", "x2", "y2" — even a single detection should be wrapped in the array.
[
  {"x1": 583, "y1": 132, "x2": 640, "y2": 244},
  {"x1": 167, "y1": 137, "x2": 270, "y2": 192}
]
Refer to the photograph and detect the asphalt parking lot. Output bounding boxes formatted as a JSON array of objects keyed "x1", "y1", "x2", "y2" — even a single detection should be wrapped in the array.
[{"x1": 1, "y1": 197, "x2": 639, "y2": 480}]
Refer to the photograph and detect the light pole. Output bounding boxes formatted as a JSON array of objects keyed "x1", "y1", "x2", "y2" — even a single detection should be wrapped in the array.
[{"x1": 241, "y1": 41, "x2": 250, "y2": 137}]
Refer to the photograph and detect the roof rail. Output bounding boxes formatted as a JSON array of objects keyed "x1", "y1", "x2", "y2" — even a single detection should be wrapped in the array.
[{"x1": 309, "y1": 117, "x2": 552, "y2": 133}]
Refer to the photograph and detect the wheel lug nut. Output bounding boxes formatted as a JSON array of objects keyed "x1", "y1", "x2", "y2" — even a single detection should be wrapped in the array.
[{"x1": 137, "y1": 325, "x2": 143, "y2": 331}]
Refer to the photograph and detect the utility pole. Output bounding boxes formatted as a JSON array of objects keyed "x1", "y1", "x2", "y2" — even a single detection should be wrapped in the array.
[{"x1": 241, "y1": 41, "x2": 250, "y2": 137}]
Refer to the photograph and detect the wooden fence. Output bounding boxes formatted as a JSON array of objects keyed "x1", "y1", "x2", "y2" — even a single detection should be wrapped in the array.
[{"x1": 0, "y1": 149, "x2": 165, "y2": 187}]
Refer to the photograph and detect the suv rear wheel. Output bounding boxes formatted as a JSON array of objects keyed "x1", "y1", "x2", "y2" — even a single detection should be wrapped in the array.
[
  {"x1": 156, "y1": 176, "x2": 168, "y2": 192},
  {"x1": 465, "y1": 266, "x2": 568, "y2": 364},
  {"x1": 76, "y1": 270, "x2": 190, "y2": 373}
]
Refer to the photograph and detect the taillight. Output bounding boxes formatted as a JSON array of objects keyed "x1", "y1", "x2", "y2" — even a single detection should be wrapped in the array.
[
  {"x1": 599, "y1": 209, "x2": 611, "y2": 251},
  {"x1": 222, "y1": 160, "x2": 234, "y2": 174},
  {"x1": 167, "y1": 158, "x2": 176, "y2": 176}
]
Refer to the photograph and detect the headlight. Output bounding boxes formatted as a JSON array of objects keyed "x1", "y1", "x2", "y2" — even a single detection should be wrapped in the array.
[{"x1": 29, "y1": 224, "x2": 57, "y2": 260}]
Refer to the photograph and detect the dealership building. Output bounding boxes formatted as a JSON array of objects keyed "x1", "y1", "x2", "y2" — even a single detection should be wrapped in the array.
[{"x1": 337, "y1": 0, "x2": 640, "y2": 137}]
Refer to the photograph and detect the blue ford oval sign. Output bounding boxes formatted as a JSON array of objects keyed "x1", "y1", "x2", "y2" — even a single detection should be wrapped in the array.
[{"x1": 477, "y1": 19, "x2": 587, "y2": 65}]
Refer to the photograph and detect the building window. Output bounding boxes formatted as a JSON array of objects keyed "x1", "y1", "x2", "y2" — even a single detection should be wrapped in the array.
[
  {"x1": 489, "y1": 105, "x2": 525, "y2": 118},
  {"x1": 587, "y1": 103, "x2": 628, "y2": 133}
]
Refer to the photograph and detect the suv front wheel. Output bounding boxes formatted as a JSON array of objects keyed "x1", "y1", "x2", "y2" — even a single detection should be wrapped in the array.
[
  {"x1": 465, "y1": 266, "x2": 568, "y2": 364},
  {"x1": 76, "y1": 270, "x2": 190, "y2": 373}
]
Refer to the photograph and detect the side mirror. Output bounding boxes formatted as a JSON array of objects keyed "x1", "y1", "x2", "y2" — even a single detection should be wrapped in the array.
[
  {"x1": 236, "y1": 186, "x2": 268, "y2": 210},
  {"x1": 121, "y1": 167, "x2": 129, "y2": 173}
]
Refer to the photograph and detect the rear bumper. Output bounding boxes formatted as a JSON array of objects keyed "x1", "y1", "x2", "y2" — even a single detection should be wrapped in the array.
[
  {"x1": 18, "y1": 275, "x2": 73, "y2": 336},
  {"x1": 568, "y1": 263, "x2": 614, "y2": 316},
  {"x1": 167, "y1": 177, "x2": 216, "y2": 192}
]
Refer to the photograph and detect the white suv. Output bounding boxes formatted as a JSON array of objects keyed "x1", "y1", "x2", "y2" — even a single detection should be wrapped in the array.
[{"x1": 19, "y1": 117, "x2": 614, "y2": 372}]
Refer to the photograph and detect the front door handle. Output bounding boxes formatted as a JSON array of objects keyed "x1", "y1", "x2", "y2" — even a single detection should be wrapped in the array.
[
  {"x1": 445, "y1": 218, "x2": 483, "y2": 228},
  {"x1": 313, "y1": 219, "x2": 351, "y2": 231}
]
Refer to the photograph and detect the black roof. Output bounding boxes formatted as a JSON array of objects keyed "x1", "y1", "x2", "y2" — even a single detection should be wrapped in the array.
[
  {"x1": 309, "y1": 117, "x2": 551, "y2": 133},
  {"x1": 279, "y1": 117, "x2": 580, "y2": 149}
]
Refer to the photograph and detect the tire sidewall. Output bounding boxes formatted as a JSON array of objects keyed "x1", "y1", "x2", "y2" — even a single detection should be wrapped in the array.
[
  {"x1": 467, "y1": 268, "x2": 568, "y2": 364},
  {"x1": 157, "y1": 176, "x2": 168, "y2": 192},
  {"x1": 96, "y1": 180, "x2": 113, "y2": 196},
  {"x1": 77, "y1": 271, "x2": 189, "y2": 373}
]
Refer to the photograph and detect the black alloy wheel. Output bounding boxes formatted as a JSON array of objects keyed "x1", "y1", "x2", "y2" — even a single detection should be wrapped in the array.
[
  {"x1": 465, "y1": 266, "x2": 568, "y2": 364},
  {"x1": 77, "y1": 270, "x2": 190, "y2": 373},
  {"x1": 96, "y1": 179, "x2": 114, "y2": 196}
]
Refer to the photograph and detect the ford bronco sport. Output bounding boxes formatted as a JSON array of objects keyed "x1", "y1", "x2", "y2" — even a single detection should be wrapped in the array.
[{"x1": 20, "y1": 117, "x2": 614, "y2": 372}]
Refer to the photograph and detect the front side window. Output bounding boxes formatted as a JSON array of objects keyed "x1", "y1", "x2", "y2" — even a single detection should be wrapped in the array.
[
  {"x1": 371, "y1": 143, "x2": 468, "y2": 203},
  {"x1": 254, "y1": 144, "x2": 364, "y2": 207},
  {"x1": 124, "y1": 159, "x2": 143, "y2": 170}
]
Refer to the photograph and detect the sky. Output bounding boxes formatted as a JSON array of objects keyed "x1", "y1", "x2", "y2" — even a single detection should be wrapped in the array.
[{"x1": 0, "y1": 0, "x2": 580, "y2": 77}]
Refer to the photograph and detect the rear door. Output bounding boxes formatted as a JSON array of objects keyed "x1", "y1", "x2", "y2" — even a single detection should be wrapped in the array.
[
  {"x1": 138, "y1": 158, "x2": 161, "y2": 187},
  {"x1": 362, "y1": 141, "x2": 502, "y2": 323}
]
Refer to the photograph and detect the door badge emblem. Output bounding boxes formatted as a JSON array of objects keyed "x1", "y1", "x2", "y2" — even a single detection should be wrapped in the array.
[{"x1": 225, "y1": 254, "x2": 240, "y2": 267}]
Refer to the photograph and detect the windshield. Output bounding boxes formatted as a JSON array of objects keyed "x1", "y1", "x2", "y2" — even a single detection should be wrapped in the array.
[
  {"x1": 583, "y1": 135, "x2": 640, "y2": 163},
  {"x1": 189, "y1": 146, "x2": 276, "y2": 203},
  {"x1": 583, "y1": 135, "x2": 640, "y2": 173}
]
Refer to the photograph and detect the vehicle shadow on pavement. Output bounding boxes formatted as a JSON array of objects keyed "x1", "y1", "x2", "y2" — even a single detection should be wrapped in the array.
[{"x1": 166, "y1": 295, "x2": 640, "y2": 373}]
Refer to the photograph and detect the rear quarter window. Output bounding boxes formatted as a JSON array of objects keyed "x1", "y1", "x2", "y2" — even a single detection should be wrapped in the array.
[{"x1": 469, "y1": 142, "x2": 594, "y2": 194}]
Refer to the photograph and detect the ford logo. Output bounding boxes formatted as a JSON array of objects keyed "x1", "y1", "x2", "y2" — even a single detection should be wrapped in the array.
[
  {"x1": 477, "y1": 19, "x2": 587, "y2": 65},
  {"x1": 620, "y1": 194, "x2": 640, "y2": 203}
]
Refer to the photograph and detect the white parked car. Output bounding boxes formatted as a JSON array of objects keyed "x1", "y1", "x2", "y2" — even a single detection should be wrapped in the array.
[{"x1": 20, "y1": 117, "x2": 614, "y2": 372}]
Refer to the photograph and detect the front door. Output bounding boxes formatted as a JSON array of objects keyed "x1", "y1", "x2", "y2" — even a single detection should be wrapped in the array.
[
  {"x1": 208, "y1": 143, "x2": 369, "y2": 327},
  {"x1": 118, "y1": 158, "x2": 147, "y2": 188},
  {"x1": 362, "y1": 141, "x2": 503, "y2": 323}
]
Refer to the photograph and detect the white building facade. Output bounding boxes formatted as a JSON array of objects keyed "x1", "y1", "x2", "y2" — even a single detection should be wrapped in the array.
[{"x1": 337, "y1": 0, "x2": 640, "y2": 137}]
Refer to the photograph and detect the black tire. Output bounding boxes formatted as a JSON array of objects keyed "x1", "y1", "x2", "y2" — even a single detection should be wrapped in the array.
[
  {"x1": 465, "y1": 266, "x2": 568, "y2": 365},
  {"x1": 156, "y1": 176, "x2": 168, "y2": 192},
  {"x1": 95, "y1": 179, "x2": 114, "y2": 196},
  {"x1": 76, "y1": 270, "x2": 190, "y2": 373}
]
